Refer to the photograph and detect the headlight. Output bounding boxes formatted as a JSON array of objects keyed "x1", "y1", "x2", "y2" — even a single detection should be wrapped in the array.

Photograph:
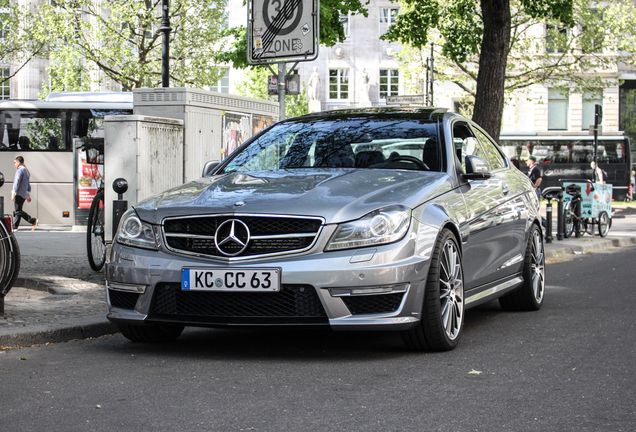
[
  {"x1": 115, "y1": 209, "x2": 158, "y2": 250},
  {"x1": 325, "y1": 205, "x2": 411, "y2": 251}
]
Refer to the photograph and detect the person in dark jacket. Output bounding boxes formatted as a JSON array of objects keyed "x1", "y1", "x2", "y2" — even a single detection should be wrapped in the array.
[
  {"x1": 526, "y1": 155, "x2": 542, "y2": 199},
  {"x1": 11, "y1": 156, "x2": 37, "y2": 230}
]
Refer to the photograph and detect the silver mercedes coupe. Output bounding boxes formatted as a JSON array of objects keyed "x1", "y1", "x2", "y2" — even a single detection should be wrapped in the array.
[{"x1": 105, "y1": 107, "x2": 545, "y2": 351}]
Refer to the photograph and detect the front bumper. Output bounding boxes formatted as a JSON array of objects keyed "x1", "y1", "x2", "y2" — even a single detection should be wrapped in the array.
[{"x1": 106, "y1": 225, "x2": 436, "y2": 331}]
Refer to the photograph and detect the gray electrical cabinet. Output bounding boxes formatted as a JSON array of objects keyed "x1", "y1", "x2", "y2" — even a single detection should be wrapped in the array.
[{"x1": 133, "y1": 87, "x2": 279, "y2": 183}]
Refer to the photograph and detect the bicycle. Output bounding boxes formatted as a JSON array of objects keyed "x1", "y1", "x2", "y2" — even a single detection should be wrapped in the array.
[
  {"x1": 82, "y1": 143, "x2": 106, "y2": 271},
  {"x1": 562, "y1": 180, "x2": 611, "y2": 238},
  {"x1": 0, "y1": 172, "x2": 21, "y2": 299}
]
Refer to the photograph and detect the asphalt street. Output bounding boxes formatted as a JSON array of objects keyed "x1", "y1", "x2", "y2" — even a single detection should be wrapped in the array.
[{"x1": 0, "y1": 245, "x2": 635, "y2": 431}]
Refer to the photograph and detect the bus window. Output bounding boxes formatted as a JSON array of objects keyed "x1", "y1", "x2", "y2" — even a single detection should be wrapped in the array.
[
  {"x1": 0, "y1": 108, "x2": 128, "y2": 152},
  {"x1": 498, "y1": 135, "x2": 632, "y2": 200}
]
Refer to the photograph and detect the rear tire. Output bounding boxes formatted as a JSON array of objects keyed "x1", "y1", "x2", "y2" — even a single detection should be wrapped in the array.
[
  {"x1": 499, "y1": 225, "x2": 545, "y2": 311},
  {"x1": 0, "y1": 222, "x2": 20, "y2": 297},
  {"x1": 598, "y1": 211, "x2": 610, "y2": 237},
  {"x1": 118, "y1": 323, "x2": 184, "y2": 343},
  {"x1": 402, "y1": 229, "x2": 464, "y2": 352},
  {"x1": 564, "y1": 201, "x2": 574, "y2": 238}
]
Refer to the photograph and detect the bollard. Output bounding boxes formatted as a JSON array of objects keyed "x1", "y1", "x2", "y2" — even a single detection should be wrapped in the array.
[
  {"x1": 545, "y1": 200, "x2": 553, "y2": 243},
  {"x1": 112, "y1": 178, "x2": 129, "y2": 239},
  {"x1": 557, "y1": 192, "x2": 564, "y2": 241}
]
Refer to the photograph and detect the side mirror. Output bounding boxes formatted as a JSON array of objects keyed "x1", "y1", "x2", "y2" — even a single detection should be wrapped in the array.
[
  {"x1": 462, "y1": 155, "x2": 492, "y2": 180},
  {"x1": 202, "y1": 160, "x2": 220, "y2": 177},
  {"x1": 0, "y1": 172, "x2": 4, "y2": 188}
]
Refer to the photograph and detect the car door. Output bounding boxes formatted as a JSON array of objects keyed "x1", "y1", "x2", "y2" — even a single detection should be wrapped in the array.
[{"x1": 454, "y1": 122, "x2": 523, "y2": 291}]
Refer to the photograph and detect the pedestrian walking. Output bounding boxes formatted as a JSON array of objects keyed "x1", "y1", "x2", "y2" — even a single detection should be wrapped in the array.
[
  {"x1": 11, "y1": 155, "x2": 37, "y2": 231},
  {"x1": 590, "y1": 161, "x2": 606, "y2": 184}
]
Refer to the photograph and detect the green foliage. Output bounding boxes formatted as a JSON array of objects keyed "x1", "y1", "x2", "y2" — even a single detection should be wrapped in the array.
[
  {"x1": 387, "y1": 0, "x2": 636, "y2": 101},
  {"x1": 0, "y1": 2, "x2": 49, "y2": 85},
  {"x1": 39, "y1": 0, "x2": 230, "y2": 91},
  {"x1": 25, "y1": 119, "x2": 62, "y2": 150},
  {"x1": 235, "y1": 67, "x2": 308, "y2": 118}
]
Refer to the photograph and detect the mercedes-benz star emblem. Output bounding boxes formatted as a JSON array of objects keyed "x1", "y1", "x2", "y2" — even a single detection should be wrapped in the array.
[{"x1": 215, "y1": 219, "x2": 251, "y2": 256}]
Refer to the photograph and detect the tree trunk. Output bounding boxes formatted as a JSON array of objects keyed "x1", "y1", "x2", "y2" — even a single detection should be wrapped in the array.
[{"x1": 472, "y1": 0, "x2": 511, "y2": 143}]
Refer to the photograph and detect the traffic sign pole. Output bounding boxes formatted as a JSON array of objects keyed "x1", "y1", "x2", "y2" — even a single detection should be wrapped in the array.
[{"x1": 278, "y1": 62, "x2": 286, "y2": 120}]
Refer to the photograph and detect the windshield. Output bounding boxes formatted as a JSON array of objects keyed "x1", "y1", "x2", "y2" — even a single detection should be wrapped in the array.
[{"x1": 219, "y1": 117, "x2": 442, "y2": 174}]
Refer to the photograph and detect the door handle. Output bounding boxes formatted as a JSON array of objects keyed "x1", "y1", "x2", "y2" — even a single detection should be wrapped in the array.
[{"x1": 502, "y1": 184, "x2": 510, "y2": 195}]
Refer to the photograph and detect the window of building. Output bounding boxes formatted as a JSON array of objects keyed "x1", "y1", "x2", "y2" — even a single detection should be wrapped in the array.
[
  {"x1": 0, "y1": 7, "x2": 9, "y2": 41},
  {"x1": 339, "y1": 12, "x2": 351, "y2": 38},
  {"x1": 209, "y1": 68, "x2": 229, "y2": 94},
  {"x1": 379, "y1": 8, "x2": 398, "y2": 35},
  {"x1": 581, "y1": 9, "x2": 603, "y2": 54},
  {"x1": 582, "y1": 91, "x2": 602, "y2": 130},
  {"x1": 453, "y1": 98, "x2": 474, "y2": 118},
  {"x1": 546, "y1": 24, "x2": 567, "y2": 54},
  {"x1": 379, "y1": 69, "x2": 399, "y2": 99},
  {"x1": 548, "y1": 88, "x2": 568, "y2": 130},
  {"x1": 0, "y1": 68, "x2": 10, "y2": 100},
  {"x1": 329, "y1": 69, "x2": 349, "y2": 100}
]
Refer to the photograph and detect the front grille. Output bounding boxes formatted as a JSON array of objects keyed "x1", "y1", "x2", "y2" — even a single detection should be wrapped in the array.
[
  {"x1": 163, "y1": 215, "x2": 323, "y2": 258},
  {"x1": 108, "y1": 290, "x2": 140, "y2": 310},
  {"x1": 149, "y1": 283, "x2": 328, "y2": 324},
  {"x1": 341, "y1": 293, "x2": 405, "y2": 315}
]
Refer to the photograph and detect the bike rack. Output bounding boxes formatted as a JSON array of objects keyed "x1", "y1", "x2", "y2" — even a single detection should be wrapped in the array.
[
  {"x1": 112, "y1": 178, "x2": 129, "y2": 239},
  {"x1": 542, "y1": 186, "x2": 563, "y2": 243}
]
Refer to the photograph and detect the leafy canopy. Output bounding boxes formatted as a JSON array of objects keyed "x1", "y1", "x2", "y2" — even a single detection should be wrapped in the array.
[
  {"x1": 40, "y1": 0, "x2": 230, "y2": 91},
  {"x1": 0, "y1": 1, "x2": 49, "y2": 85}
]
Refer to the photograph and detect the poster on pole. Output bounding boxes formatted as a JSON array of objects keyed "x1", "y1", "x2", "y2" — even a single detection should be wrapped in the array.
[{"x1": 248, "y1": 0, "x2": 319, "y2": 64}]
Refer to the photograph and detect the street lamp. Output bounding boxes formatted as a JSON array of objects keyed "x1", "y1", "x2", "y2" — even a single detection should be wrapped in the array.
[{"x1": 160, "y1": 0, "x2": 171, "y2": 87}]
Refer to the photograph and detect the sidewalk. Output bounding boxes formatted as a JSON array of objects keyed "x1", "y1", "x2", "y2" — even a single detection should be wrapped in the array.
[{"x1": 1, "y1": 210, "x2": 635, "y2": 348}]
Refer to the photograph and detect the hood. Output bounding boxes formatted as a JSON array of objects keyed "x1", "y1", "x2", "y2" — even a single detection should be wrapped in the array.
[{"x1": 134, "y1": 169, "x2": 452, "y2": 225}]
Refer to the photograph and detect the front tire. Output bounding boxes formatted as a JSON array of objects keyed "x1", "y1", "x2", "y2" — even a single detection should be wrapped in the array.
[
  {"x1": 402, "y1": 229, "x2": 464, "y2": 352},
  {"x1": 118, "y1": 323, "x2": 184, "y2": 343},
  {"x1": 598, "y1": 211, "x2": 610, "y2": 237},
  {"x1": 499, "y1": 225, "x2": 545, "y2": 311},
  {"x1": 86, "y1": 191, "x2": 106, "y2": 271}
]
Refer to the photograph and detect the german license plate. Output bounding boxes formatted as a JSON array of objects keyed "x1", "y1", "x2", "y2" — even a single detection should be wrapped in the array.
[{"x1": 181, "y1": 268, "x2": 280, "y2": 292}]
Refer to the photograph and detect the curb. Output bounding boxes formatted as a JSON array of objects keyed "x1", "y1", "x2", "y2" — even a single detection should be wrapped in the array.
[
  {"x1": 545, "y1": 236, "x2": 636, "y2": 258},
  {"x1": 13, "y1": 277, "x2": 77, "y2": 296},
  {"x1": 0, "y1": 316, "x2": 118, "y2": 347}
]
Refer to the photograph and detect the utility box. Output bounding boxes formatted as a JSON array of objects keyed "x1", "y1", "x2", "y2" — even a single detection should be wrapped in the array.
[
  {"x1": 133, "y1": 87, "x2": 279, "y2": 183},
  {"x1": 104, "y1": 115, "x2": 184, "y2": 241}
]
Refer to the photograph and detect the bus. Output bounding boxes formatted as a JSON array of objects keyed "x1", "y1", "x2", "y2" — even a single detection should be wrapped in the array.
[
  {"x1": 499, "y1": 132, "x2": 632, "y2": 201},
  {"x1": 0, "y1": 92, "x2": 133, "y2": 227}
]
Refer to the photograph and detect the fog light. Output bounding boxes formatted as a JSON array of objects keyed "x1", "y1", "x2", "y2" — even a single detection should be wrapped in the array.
[
  {"x1": 107, "y1": 282, "x2": 147, "y2": 293},
  {"x1": 329, "y1": 283, "x2": 408, "y2": 297}
]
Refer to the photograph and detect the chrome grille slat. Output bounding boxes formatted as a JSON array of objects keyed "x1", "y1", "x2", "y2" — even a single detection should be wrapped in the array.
[{"x1": 162, "y1": 214, "x2": 324, "y2": 260}]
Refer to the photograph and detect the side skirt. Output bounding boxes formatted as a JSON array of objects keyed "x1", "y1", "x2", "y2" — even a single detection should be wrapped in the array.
[{"x1": 465, "y1": 273, "x2": 524, "y2": 310}]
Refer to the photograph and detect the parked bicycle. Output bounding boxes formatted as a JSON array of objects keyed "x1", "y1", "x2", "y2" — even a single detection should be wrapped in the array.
[
  {"x1": 0, "y1": 172, "x2": 21, "y2": 301},
  {"x1": 81, "y1": 143, "x2": 106, "y2": 271},
  {"x1": 561, "y1": 180, "x2": 611, "y2": 238}
]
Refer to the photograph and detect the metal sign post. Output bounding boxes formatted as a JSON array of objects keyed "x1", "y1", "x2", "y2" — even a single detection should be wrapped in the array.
[
  {"x1": 248, "y1": 0, "x2": 319, "y2": 119},
  {"x1": 592, "y1": 104, "x2": 603, "y2": 182}
]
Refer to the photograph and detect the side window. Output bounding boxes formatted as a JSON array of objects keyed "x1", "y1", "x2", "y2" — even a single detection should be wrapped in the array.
[
  {"x1": 453, "y1": 122, "x2": 487, "y2": 172},
  {"x1": 473, "y1": 127, "x2": 506, "y2": 170}
]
